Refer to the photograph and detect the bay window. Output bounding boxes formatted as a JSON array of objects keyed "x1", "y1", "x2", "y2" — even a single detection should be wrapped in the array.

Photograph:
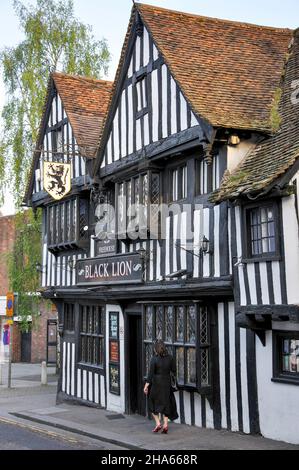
[{"x1": 47, "y1": 196, "x2": 89, "y2": 253}]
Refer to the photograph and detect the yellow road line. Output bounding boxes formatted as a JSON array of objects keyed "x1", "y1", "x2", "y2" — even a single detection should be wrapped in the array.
[{"x1": 0, "y1": 416, "x2": 80, "y2": 445}]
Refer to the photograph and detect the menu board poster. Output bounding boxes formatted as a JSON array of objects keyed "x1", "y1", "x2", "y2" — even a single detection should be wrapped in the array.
[
  {"x1": 109, "y1": 312, "x2": 119, "y2": 339},
  {"x1": 110, "y1": 340, "x2": 119, "y2": 363},
  {"x1": 109, "y1": 363, "x2": 120, "y2": 395}
]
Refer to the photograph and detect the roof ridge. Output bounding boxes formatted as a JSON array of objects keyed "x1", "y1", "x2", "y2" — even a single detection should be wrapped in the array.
[
  {"x1": 52, "y1": 71, "x2": 113, "y2": 86},
  {"x1": 136, "y1": 2, "x2": 293, "y2": 33}
]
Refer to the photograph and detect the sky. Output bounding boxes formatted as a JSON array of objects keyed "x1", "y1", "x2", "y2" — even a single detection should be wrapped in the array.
[{"x1": 0, "y1": 0, "x2": 299, "y2": 215}]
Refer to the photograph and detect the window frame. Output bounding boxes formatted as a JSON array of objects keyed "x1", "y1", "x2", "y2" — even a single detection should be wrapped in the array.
[
  {"x1": 78, "y1": 305, "x2": 105, "y2": 369},
  {"x1": 47, "y1": 196, "x2": 89, "y2": 253},
  {"x1": 272, "y1": 330, "x2": 299, "y2": 386},
  {"x1": 115, "y1": 170, "x2": 161, "y2": 241},
  {"x1": 64, "y1": 303, "x2": 75, "y2": 332},
  {"x1": 142, "y1": 302, "x2": 212, "y2": 393},
  {"x1": 168, "y1": 163, "x2": 188, "y2": 203},
  {"x1": 134, "y1": 74, "x2": 148, "y2": 119},
  {"x1": 242, "y1": 201, "x2": 281, "y2": 262}
]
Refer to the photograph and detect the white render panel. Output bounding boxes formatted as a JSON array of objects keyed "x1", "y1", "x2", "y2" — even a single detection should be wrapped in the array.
[
  {"x1": 214, "y1": 205, "x2": 220, "y2": 277},
  {"x1": 282, "y1": 195, "x2": 299, "y2": 304},
  {"x1": 71, "y1": 343, "x2": 75, "y2": 396},
  {"x1": 121, "y1": 90, "x2": 127, "y2": 158},
  {"x1": 94, "y1": 373, "x2": 99, "y2": 404},
  {"x1": 100, "y1": 375, "x2": 106, "y2": 408},
  {"x1": 272, "y1": 261, "x2": 282, "y2": 305},
  {"x1": 247, "y1": 263, "x2": 258, "y2": 305},
  {"x1": 88, "y1": 371, "x2": 93, "y2": 402},
  {"x1": 77, "y1": 369, "x2": 81, "y2": 398},
  {"x1": 218, "y1": 303, "x2": 227, "y2": 429},
  {"x1": 83, "y1": 370, "x2": 87, "y2": 401},
  {"x1": 256, "y1": 331, "x2": 299, "y2": 444},
  {"x1": 151, "y1": 68, "x2": 159, "y2": 142},
  {"x1": 259, "y1": 262, "x2": 270, "y2": 305},
  {"x1": 170, "y1": 76, "x2": 177, "y2": 135},
  {"x1": 143, "y1": 27, "x2": 150, "y2": 66},
  {"x1": 229, "y1": 302, "x2": 239, "y2": 432},
  {"x1": 162, "y1": 64, "x2": 168, "y2": 138},
  {"x1": 240, "y1": 328, "x2": 250, "y2": 434}
]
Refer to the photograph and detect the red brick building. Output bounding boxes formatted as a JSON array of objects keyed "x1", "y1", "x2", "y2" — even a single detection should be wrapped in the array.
[{"x1": 0, "y1": 213, "x2": 57, "y2": 363}]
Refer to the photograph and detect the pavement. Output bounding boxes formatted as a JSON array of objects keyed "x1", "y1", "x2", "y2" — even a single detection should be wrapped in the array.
[{"x1": 0, "y1": 362, "x2": 299, "y2": 450}]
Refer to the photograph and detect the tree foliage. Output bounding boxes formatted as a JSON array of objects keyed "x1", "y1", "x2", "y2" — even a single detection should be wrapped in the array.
[
  {"x1": 0, "y1": 0, "x2": 110, "y2": 205},
  {"x1": 0, "y1": 0, "x2": 110, "y2": 328},
  {"x1": 6, "y1": 208, "x2": 43, "y2": 331}
]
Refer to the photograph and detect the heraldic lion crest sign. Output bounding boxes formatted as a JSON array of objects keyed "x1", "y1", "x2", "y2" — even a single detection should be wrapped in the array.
[{"x1": 43, "y1": 161, "x2": 71, "y2": 200}]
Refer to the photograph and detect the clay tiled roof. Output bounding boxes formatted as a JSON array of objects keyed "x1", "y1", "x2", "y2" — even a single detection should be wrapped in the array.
[
  {"x1": 137, "y1": 3, "x2": 293, "y2": 133},
  {"x1": 212, "y1": 31, "x2": 299, "y2": 202},
  {"x1": 24, "y1": 72, "x2": 113, "y2": 204},
  {"x1": 52, "y1": 72, "x2": 113, "y2": 158}
]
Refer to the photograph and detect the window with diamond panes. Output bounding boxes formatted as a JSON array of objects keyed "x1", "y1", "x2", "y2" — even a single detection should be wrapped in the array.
[
  {"x1": 143, "y1": 303, "x2": 211, "y2": 390},
  {"x1": 80, "y1": 305, "x2": 104, "y2": 367}
]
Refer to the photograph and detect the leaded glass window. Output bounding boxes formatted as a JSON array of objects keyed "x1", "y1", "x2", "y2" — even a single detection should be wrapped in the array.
[
  {"x1": 175, "y1": 306, "x2": 185, "y2": 342},
  {"x1": 186, "y1": 305, "x2": 196, "y2": 344},
  {"x1": 186, "y1": 348, "x2": 196, "y2": 385},
  {"x1": 165, "y1": 306, "x2": 174, "y2": 343},
  {"x1": 145, "y1": 306, "x2": 153, "y2": 340},
  {"x1": 176, "y1": 347, "x2": 185, "y2": 384},
  {"x1": 156, "y1": 305, "x2": 164, "y2": 340},
  {"x1": 143, "y1": 303, "x2": 211, "y2": 390}
]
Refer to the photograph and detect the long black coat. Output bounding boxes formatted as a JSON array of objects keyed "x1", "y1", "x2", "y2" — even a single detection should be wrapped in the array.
[{"x1": 147, "y1": 354, "x2": 179, "y2": 421}]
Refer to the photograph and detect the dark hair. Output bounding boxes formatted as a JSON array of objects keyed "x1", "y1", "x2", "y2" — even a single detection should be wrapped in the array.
[{"x1": 154, "y1": 340, "x2": 168, "y2": 357}]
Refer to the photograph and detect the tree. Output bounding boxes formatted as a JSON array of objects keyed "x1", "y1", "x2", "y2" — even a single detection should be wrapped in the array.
[
  {"x1": 0, "y1": 0, "x2": 110, "y2": 328},
  {"x1": 0, "y1": 0, "x2": 110, "y2": 205}
]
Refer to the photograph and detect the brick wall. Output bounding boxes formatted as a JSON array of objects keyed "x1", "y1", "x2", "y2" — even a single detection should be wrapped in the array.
[
  {"x1": 31, "y1": 302, "x2": 58, "y2": 363},
  {"x1": 0, "y1": 215, "x2": 15, "y2": 295}
]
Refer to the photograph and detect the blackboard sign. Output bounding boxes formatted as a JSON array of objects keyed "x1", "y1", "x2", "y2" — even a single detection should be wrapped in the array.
[
  {"x1": 109, "y1": 364, "x2": 120, "y2": 395},
  {"x1": 109, "y1": 312, "x2": 120, "y2": 395}
]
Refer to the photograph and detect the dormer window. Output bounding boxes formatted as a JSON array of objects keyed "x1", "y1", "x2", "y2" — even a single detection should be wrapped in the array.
[{"x1": 135, "y1": 76, "x2": 148, "y2": 118}]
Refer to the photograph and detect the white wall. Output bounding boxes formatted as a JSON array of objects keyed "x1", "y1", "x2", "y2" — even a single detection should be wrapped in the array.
[
  {"x1": 105, "y1": 304, "x2": 125, "y2": 413},
  {"x1": 282, "y1": 194, "x2": 299, "y2": 304},
  {"x1": 256, "y1": 331, "x2": 299, "y2": 444},
  {"x1": 227, "y1": 134, "x2": 259, "y2": 173}
]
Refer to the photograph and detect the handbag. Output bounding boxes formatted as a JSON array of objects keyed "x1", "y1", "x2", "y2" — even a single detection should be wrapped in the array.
[{"x1": 170, "y1": 371, "x2": 178, "y2": 392}]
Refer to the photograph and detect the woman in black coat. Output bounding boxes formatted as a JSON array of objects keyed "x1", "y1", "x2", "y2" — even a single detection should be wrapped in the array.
[{"x1": 143, "y1": 340, "x2": 179, "y2": 434}]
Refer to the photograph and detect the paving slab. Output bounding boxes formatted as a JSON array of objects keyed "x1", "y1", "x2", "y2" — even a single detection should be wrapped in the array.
[{"x1": 0, "y1": 363, "x2": 299, "y2": 450}]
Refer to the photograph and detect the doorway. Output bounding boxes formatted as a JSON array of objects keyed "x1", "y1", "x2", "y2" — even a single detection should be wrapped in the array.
[
  {"x1": 21, "y1": 331, "x2": 32, "y2": 362},
  {"x1": 126, "y1": 312, "x2": 145, "y2": 415}
]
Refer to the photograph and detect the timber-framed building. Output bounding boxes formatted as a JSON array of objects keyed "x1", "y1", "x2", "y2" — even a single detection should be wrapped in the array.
[{"x1": 24, "y1": 4, "x2": 299, "y2": 445}]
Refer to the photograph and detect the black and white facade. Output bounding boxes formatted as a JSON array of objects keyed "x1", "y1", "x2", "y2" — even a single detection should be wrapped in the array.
[{"x1": 25, "y1": 4, "x2": 299, "y2": 445}]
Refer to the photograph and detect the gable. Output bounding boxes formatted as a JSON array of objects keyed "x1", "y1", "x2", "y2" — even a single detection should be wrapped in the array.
[
  {"x1": 100, "y1": 24, "x2": 200, "y2": 170},
  {"x1": 32, "y1": 87, "x2": 86, "y2": 196}
]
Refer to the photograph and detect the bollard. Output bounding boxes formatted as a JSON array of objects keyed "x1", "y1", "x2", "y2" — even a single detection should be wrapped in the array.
[{"x1": 41, "y1": 361, "x2": 47, "y2": 385}]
